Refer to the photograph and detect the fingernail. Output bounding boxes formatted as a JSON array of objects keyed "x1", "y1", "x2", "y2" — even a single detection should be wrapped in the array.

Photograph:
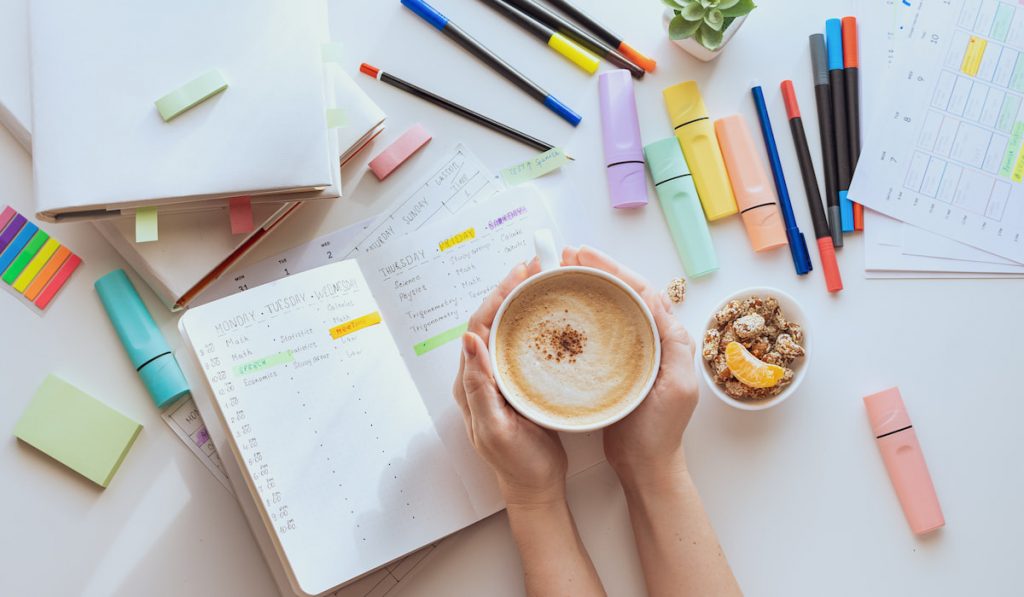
[{"x1": 462, "y1": 333, "x2": 477, "y2": 357}]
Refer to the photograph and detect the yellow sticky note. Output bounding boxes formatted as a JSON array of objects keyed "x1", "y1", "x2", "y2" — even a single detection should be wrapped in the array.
[
  {"x1": 329, "y1": 311, "x2": 382, "y2": 340},
  {"x1": 15, "y1": 375, "x2": 142, "y2": 488},
  {"x1": 961, "y1": 36, "x2": 987, "y2": 77},
  {"x1": 500, "y1": 147, "x2": 569, "y2": 186},
  {"x1": 12, "y1": 238, "x2": 60, "y2": 293},
  {"x1": 439, "y1": 227, "x2": 476, "y2": 252},
  {"x1": 135, "y1": 208, "x2": 158, "y2": 243}
]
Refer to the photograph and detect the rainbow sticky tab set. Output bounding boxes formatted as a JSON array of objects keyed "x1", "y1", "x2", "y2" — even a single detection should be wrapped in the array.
[{"x1": 0, "y1": 205, "x2": 82, "y2": 312}]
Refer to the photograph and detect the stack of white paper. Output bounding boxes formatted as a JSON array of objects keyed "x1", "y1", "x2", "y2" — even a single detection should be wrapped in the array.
[
  {"x1": 30, "y1": 0, "x2": 336, "y2": 222},
  {"x1": 851, "y1": 0, "x2": 1024, "y2": 277}
]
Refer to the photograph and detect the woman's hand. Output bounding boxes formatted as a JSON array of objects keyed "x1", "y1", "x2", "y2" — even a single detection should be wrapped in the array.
[
  {"x1": 561, "y1": 246, "x2": 700, "y2": 487},
  {"x1": 453, "y1": 258, "x2": 569, "y2": 507}
]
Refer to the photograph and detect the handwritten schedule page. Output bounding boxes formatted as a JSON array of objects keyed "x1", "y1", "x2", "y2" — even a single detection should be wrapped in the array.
[
  {"x1": 852, "y1": 0, "x2": 1024, "y2": 264},
  {"x1": 180, "y1": 259, "x2": 475, "y2": 596},
  {"x1": 360, "y1": 187, "x2": 604, "y2": 515}
]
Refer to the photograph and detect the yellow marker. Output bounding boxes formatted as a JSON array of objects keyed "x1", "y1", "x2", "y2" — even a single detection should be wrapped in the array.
[
  {"x1": 961, "y1": 36, "x2": 987, "y2": 77},
  {"x1": 488, "y1": 0, "x2": 600, "y2": 75},
  {"x1": 329, "y1": 311, "x2": 382, "y2": 340},
  {"x1": 12, "y1": 238, "x2": 60, "y2": 293},
  {"x1": 548, "y1": 34, "x2": 599, "y2": 74},
  {"x1": 439, "y1": 227, "x2": 476, "y2": 252},
  {"x1": 663, "y1": 81, "x2": 738, "y2": 221}
]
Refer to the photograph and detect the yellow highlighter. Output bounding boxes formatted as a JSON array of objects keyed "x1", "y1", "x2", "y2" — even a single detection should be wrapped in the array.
[
  {"x1": 663, "y1": 81, "x2": 739, "y2": 220},
  {"x1": 484, "y1": 0, "x2": 600, "y2": 75}
]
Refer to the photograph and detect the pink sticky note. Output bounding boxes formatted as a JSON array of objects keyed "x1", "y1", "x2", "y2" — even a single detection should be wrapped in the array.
[
  {"x1": 229, "y1": 196, "x2": 254, "y2": 235},
  {"x1": 0, "y1": 205, "x2": 16, "y2": 232},
  {"x1": 368, "y1": 124, "x2": 432, "y2": 180}
]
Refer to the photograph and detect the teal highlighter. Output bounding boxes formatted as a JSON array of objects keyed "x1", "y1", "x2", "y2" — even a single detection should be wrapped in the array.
[
  {"x1": 643, "y1": 138, "x2": 718, "y2": 277},
  {"x1": 95, "y1": 269, "x2": 190, "y2": 409}
]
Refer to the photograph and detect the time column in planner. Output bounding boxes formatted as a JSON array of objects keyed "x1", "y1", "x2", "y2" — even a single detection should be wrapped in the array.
[{"x1": 905, "y1": 0, "x2": 1024, "y2": 222}]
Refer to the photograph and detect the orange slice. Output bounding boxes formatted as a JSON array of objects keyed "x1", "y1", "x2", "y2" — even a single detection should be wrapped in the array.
[{"x1": 725, "y1": 342, "x2": 786, "y2": 388}]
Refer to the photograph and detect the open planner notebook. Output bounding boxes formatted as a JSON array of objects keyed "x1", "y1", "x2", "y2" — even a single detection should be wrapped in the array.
[{"x1": 179, "y1": 187, "x2": 603, "y2": 596}]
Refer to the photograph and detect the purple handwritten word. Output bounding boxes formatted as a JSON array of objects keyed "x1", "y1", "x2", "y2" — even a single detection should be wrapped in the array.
[
  {"x1": 194, "y1": 428, "x2": 210, "y2": 447},
  {"x1": 487, "y1": 206, "x2": 528, "y2": 230}
]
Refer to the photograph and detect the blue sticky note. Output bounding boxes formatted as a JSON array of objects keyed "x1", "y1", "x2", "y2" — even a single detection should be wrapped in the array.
[{"x1": 0, "y1": 221, "x2": 39, "y2": 275}]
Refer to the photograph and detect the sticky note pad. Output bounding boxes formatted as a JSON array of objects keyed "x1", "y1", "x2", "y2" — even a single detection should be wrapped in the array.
[
  {"x1": 368, "y1": 124, "x2": 432, "y2": 180},
  {"x1": 3, "y1": 229, "x2": 50, "y2": 284},
  {"x1": 34, "y1": 254, "x2": 82, "y2": 310},
  {"x1": 24, "y1": 245, "x2": 71, "y2": 301},
  {"x1": 0, "y1": 221, "x2": 39, "y2": 275},
  {"x1": 13, "y1": 238, "x2": 60, "y2": 292},
  {"x1": 135, "y1": 207, "x2": 158, "y2": 242},
  {"x1": 0, "y1": 205, "x2": 15, "y2": 231},
  {"x1": 15, "y1": 375, "x2": 142, "y2": 487},
  {"x1": 154, "y1": 69, "x2": 228, "y2": 122}
]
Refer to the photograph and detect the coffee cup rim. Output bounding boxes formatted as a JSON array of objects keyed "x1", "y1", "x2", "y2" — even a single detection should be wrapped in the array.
[{"x1": 487, "y1": 265, "x2": 662, "y2": 433}]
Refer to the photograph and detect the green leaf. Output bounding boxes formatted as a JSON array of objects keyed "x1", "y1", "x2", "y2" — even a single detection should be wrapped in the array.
[
  {"x1": 681, "y1": 2, "x2": 707, "y2": 20},
  {"x1": 700, "y1": 0, "x2": 717, "y2": 7},
  {"x1": 704, "y1": 9, "x2": 724, "y2": 30},
  {"x1": 720, "y1": 0, "x2": 755, "y2": 18},
  {"x1": 697, "y1": 23, "x2": 724, "y2": 50},
  {"x1": 717, "y1": 0, "x2": 740, "y2": 8},
  {"x1": 660, "y1": 0, "x2": 686, "y2": 8},
  {"x1": 669, "y1": 14, "x2": 702, "y2": 39}
]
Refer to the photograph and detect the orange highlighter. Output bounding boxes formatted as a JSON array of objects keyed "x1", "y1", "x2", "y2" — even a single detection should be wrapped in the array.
[
  {"x1": 714, "y1": 115, "x2": 787, "y2": 252},
  {"x1": 864, "y1": 387, "x2": 945, "y2": 535}
]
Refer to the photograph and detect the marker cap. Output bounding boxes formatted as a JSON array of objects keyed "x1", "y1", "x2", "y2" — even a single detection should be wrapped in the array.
[
  {"x1": 816, "y1": 237, "x2": 844, "y2": 292},
  {"x1": 780, "y1": 80, "x2": 801, "y2": 120},
  {"x1": 644, "y1": 137, "x2": 718, "y2": 277},
  {"x1": 662, "y1": 80, "x2": 707, "y2": 126},
  {"x1": 842, "y1": 17, "x2": 859, "y2": 68},
  {"x1": 810, "y1": 34, "x2": 830, "y2": 86},
  {"x1": 543, "y1": 95, "x2": 582, "y2": 127},
  {"x1": 864, "y1": 387, "x2": 913, "y2": 437},
  {"x1": 401, "y1": 0, "x2": 449, "y2": 30},
  {"x1": 599, "y1": 70, "x2": 647, "y2": 208},
  {"x1": 825, "y1": 19, "x2": 844, "y2": 71},
  {"x1": 714, "y1": 115, "x2": 787, "y2": 252},
  {"x1": 95, "y1": 269, "x2": 189, "y2": 409}
]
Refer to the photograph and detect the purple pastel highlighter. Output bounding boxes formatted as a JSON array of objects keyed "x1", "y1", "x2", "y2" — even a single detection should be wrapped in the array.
[{"x1": 598, "y1": 69, "x2": 648, "y2": 209}]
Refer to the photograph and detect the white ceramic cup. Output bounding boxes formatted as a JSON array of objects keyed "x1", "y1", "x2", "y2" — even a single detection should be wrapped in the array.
[
  {"x1": 698, "y1": 287, "x2": 811, "y2": 411},
  {"x1": 488, "y1": 230, "x2": 662, "y2": 432}
]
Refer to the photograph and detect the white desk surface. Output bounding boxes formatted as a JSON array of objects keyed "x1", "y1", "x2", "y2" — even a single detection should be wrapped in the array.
[{"x1": 2, "y1": 1, "x2": 1022, "y2": 595}]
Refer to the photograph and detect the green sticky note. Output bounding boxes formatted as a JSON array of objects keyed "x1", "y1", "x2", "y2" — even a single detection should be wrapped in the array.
[
  {"x1": 2, "y1": 229, "x2": 50, "y2": 284},
  {"x1": 500, "y1": 147, "x2": 569, "y2": 186},
  {"x1": 413, "y1": 322, "x2": 468, "y2": 356},
  {"x1": 135, "y1": 207, "x2": 158, "y2": 243},
  {"x1": 154, "y1": 69, "x2": 229, "y2": 122},
  {"x1": 326, "y1": 108, "x2": 348, "y2": 128},
  {"x1": 15, "y1": 375, "x2": 142, "y2": 488}
]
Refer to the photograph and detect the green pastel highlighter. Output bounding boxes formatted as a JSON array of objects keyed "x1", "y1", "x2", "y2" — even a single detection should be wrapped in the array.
[{"x1": 643, "y1": 137, "x2": 719, "y2": 277}]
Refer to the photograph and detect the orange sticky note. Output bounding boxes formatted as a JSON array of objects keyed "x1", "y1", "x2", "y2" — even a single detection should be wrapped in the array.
[
  {"x1": 229, "y1": 197, "x2": 254, "y2": 235},
  {"x1": 23, "y1": 245, "x2": 70, "y2": 301}
]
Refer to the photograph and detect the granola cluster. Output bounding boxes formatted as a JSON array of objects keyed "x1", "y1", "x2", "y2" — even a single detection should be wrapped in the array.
[
  {"x1": 667, "y1": 278, "x2": 687, "y2": 304},
  {"x1": 702, "y1": 295, "x2": 805, "y2": 400}
]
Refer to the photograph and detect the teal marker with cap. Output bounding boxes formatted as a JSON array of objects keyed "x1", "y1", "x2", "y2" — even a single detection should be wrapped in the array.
[
  {"x1": 643, "y1": 138, "x2": 718, "y2": 277},
  {"x1": 95, "y1": 269, "x2": 189, "y2": 409}
]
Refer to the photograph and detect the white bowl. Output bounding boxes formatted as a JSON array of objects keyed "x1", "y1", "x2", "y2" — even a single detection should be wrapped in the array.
[{"x1": 698, "y1": 287, "x2": 811, "y2": 411}]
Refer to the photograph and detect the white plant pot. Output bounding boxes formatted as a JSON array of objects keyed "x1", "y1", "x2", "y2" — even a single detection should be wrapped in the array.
[{"x1": 663, "y1": 10, "x2": 748, "y2": 62}]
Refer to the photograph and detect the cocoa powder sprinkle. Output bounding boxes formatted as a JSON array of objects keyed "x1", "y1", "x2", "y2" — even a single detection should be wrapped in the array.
[{"x1": 532, "y1": 321, "x2": 587, "y2": 363}]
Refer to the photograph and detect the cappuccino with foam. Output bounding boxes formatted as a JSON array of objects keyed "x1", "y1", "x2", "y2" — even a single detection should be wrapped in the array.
[{"x1": 494, "y1": 271, "x2": 657, "y2": 427}]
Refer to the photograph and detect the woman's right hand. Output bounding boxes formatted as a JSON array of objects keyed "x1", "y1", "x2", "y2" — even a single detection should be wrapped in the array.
[{"x1": 561, "y1": 246, "x2": 700, "y2": 487}]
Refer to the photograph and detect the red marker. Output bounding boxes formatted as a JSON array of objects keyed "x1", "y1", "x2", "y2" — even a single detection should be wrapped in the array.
[
  {"x1": 780, "y1": 81, "x2": 843, "y2": 293},
  {"x1": 843, "y1": 16, "x2": 864, "y2": 231}
]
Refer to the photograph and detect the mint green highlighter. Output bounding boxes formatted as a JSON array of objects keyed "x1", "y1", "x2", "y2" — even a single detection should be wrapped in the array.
[{"x1": 643, "y1": 138, "x2": 718, "y2": 277}]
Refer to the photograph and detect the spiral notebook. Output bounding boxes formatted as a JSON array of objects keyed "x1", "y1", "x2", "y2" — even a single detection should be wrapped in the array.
[{"x1": 178, "y1": 188, "x2": 603, "y2": 595}]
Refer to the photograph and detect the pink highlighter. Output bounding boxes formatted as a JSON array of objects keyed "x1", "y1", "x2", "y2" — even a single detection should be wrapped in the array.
[
  {"x1": 598, "y1": 69, "x2": 648, "y2": 208},
  {"x1": 864, "y1": 387, "x2": 945, "y2": 535}
]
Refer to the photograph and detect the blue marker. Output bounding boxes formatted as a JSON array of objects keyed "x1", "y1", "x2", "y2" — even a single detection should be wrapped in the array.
[
  {"x1": 826, "y1": 18, "x2": 855, "y2": 233},
  {"x1": 751, "y1": 86, "x2": 812, "y2": 276},
  {"x1": 401, "y1": 0, "x2": 581, "y2": 126}
]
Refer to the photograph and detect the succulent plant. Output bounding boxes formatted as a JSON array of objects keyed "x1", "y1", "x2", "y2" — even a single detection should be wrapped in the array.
[{"x1": 664, "y1": 0, "x2": 757, "y2": 51}]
